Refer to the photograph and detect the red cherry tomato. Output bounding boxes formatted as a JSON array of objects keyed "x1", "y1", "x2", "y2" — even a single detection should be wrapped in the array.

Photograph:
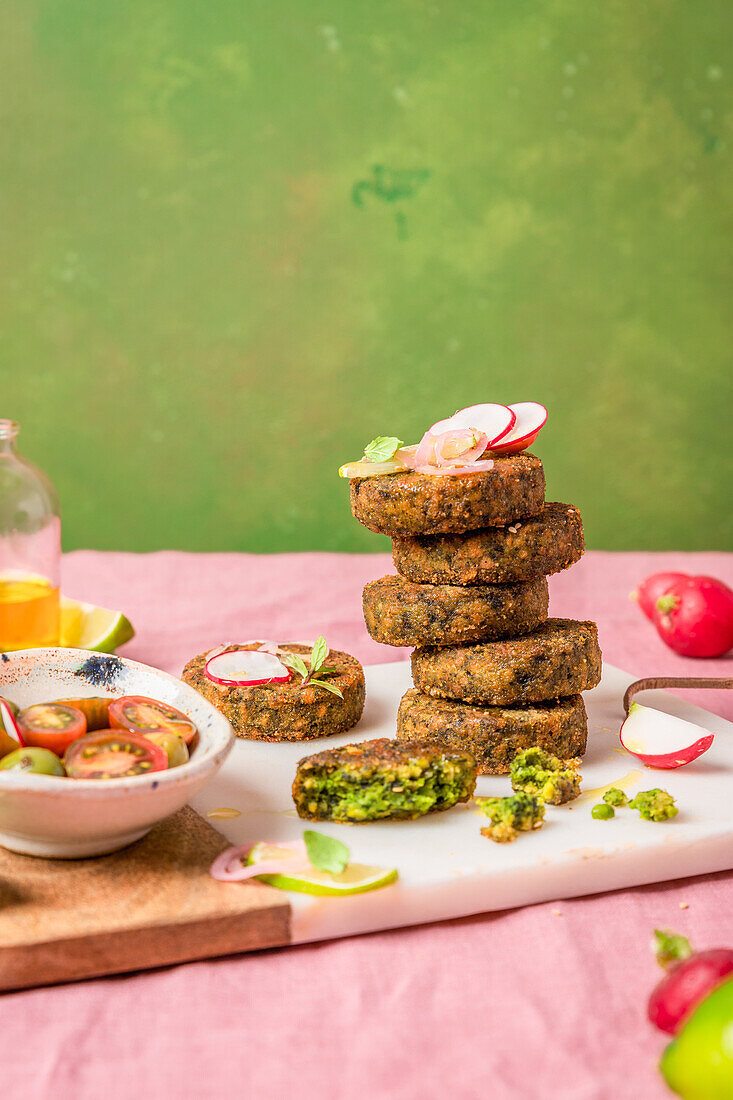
[
  {"x1": 108, "y1": 696, "x2": 197, "y2": 745},
  {"x1": 64, "y1": 730, "x2": 168, "y2": 779},
  {"x1": 18, "y1": 703, "x2": 87, "y2": 754}
]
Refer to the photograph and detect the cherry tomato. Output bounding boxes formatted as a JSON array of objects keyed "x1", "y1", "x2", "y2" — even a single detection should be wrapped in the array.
[
  {"x1": 144, "y1": 731, "x2": 189, "y2": 768},
  {"x1": 64, "y1": 730, "x2": 168, "y2": 780},
  {"x1": 52, "y1": 697, "x2": 113, "y2": 731},
  {"x1": 0, "y1": 746, "x2": 66, "y2": 775},
  {"x1": 108, "y1": 696, "x2": 197, "y2": 745},
  {"x1": 18, "y1": 703, "x2": 87, "y2": 754}
]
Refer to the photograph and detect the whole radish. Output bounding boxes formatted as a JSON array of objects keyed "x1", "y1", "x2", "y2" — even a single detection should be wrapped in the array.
[
  {"x1": 649, "y1": 930, "x2": 733, "y2": 1034},
  {"x1": 631, "y1": 572, "x2": 689, "y2": 621},
  {"x1": 654, "y1": 576, "x2": 733, "y2": 658}
]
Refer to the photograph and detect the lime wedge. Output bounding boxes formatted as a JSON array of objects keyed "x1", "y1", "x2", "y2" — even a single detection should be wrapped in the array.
[
  {"x1": 247, "y1": 842, "x2": 398, "y2": 896},
  {"x1": 60, "y1": 597, "x2": 135, "y2": 652}
]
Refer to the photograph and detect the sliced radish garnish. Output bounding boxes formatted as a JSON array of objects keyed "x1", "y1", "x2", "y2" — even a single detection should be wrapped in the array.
[
  {"x1": 620, "y1": 702, "x2": 714, "y2": 769},
  {"x1": 205, "y1": 648, "x2": 292, "y2": 687},
  {"x1": 210, "y1": 841, "x2": 308, "y2": 882},
  {"x1": 430, "y1": 404, "x2": 515, "y2": 446},
  {"x1": 0, "y1": 699, "x2": 25, "y2": 747},
  {"x1": 488, "y1": 401, "x2": 548, "y2": 454}
]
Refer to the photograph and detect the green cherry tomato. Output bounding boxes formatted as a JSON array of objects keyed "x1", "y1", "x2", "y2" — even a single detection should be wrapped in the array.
[
  {"x1": 0, "y1": 746, "x2": 66, "y2": 776},
  {"x1": 144, "y1": 731, "x2": 189, "y2": 768},
  {"x1": 660, "y1": 976, "x2": 733, "y2": 1099}
]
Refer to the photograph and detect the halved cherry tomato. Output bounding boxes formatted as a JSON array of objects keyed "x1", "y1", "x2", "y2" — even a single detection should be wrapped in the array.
[
  {"x1": 52, "y1": 697, "x2": 113, "y2": 731},
  {"x1": 18, "y1": 703, "x2": 87, "y2": 755},
  {"x1": 64, "y1": 730, "x2": 168, "y2": 779},
  {"x1": 108, "y1": 696, "x2": 197, "y2": 745}
]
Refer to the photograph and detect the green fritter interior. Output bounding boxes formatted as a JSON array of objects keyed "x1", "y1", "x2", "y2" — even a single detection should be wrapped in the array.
[{"x1": 294, "y1": 743, "x2": 476, "y2": 822}]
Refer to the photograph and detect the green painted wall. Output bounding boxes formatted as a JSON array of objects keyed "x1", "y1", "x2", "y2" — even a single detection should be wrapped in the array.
[{"x1": 2, "y1": 1, "x2": 731, "y2": 553}]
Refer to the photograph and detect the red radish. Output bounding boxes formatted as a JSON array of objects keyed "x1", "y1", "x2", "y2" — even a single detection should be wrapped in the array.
[
  {"x1": 631, "y1": 571, "x2": 689, "y2": 621},
  {"x1": 0, "y1": 699, "x2": 25, "y2": 747},
  {"x1": 648, "y1": 930, "x2": 733, "y2": 1034},
  {"x1": 487, "y1": 401, "x2": 547, "y2": 454},
  {"x1": 205, "y1": 648, "x2": 292, "y2": 687},
  {"x1": 654, "y1": 575, "x2": 733, "y2": 658},
  {"x1": 429, "y1": 404, "x2": 515, "y2": 446},
  {"x1": 620, "y1": 702, "x2": 714, "y2": 768}
]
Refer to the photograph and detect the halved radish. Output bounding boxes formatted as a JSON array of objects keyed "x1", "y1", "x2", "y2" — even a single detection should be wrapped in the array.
[
  {"x1": 429, "y1": 404, "x2": 515, "y2": 446},
  {"x1": 620, "y1": 702, "x2": 714, "y2": 769},
  {"x1": 0, "y1": 698, "x2": 25, "y2": 748},
  {"x1": 205, "y1": 649, "x2": 292, "y2": 687},
  {"x1": 488, "y1": 402, "x2": 548, "y2": 454}
]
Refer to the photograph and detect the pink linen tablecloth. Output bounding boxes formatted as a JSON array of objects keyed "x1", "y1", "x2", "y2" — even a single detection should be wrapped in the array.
[{"x1": 2, "y1": 549, "x2": 732, "y2": 1100}]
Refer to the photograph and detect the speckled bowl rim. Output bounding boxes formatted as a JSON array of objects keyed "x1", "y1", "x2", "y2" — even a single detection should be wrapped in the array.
[{"x1": 0, "y1": 648, "x2": 235, "y2": 797}]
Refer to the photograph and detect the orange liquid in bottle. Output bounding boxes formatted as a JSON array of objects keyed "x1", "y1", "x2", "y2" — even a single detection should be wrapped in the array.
[{"x1": 0, "y1": 575, "x2": 60, "y2": 650}]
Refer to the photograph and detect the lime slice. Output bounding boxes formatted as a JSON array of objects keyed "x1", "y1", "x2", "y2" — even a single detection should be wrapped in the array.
[
  {"x1": 60, "y1": 597, "x2": 135, "y2": 652},
  {"x1": 247, "y1": 842, "x2": 398, "y2": 896}
]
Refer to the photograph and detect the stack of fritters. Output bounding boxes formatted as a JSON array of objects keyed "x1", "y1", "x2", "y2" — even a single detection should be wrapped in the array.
[{"x1": 351, "y1": 456, "x2": 601, "y2": 774}]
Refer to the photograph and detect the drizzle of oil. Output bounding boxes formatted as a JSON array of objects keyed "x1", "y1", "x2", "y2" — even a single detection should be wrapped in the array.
[
  {"x1": 206, "y1": 807, "x2": 242, "y2": 819},
  {"x1": 575, "y1": 769, "x2": 644, "y2": 804}
]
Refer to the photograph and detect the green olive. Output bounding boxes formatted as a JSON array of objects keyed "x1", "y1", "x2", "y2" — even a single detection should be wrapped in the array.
[
  {"x1": 143, "y1": 731, "x2": 189, "y2": 768},
  {"x1": 0, "y1": 746, "x2": 66, "y2": 776}
]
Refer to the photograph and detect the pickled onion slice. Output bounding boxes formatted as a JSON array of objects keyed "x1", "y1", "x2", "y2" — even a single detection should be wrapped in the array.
[
  {"x1": 433, "y1": 429, "x2": 489, "y2": 467},
  {"x1": 210, "y1": 840, "x2": 308, "y2": 881},
  {"x1": 415, "y1": 460, "x2": 495, "y2": 477},
  {"x1": 430, "y1": 403, "x2": 515, "y2": 445},
  {"x1": 205, "y1": 649, "x2": 292, "y2": 687}
]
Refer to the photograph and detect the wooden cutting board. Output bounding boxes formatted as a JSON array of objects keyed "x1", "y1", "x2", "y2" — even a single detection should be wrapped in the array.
[{"x1": 0, "y1": 806, "x2": 291, "y2": 993}]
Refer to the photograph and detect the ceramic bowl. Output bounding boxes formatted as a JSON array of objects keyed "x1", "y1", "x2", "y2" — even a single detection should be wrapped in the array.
[{"x1": 0, "y1": 648, "x2": 235, "y2": 858}]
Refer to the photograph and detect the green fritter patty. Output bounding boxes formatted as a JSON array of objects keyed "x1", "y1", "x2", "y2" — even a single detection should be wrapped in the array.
[
  {"x1": 392, "y1": 502, "x2": 584, "y2": 585},
  {"x1": 292, "y1": 737, "x2": 477, "y2": 822},
  {"x1": 350, "y1": 452, "x2": 545, "y2": 537},
  {"x1": 396, "y1": 689, "x2": 588, "y2": 775},
  {"x1": 363, "y1": 574, "x2": 548, "y2": 647},
  {"x1": 411, "y1": 618, "x2": 602, "y2": 705},
  {"x1": 181, "y1": 643, "x2": 365, "y2": 742}
]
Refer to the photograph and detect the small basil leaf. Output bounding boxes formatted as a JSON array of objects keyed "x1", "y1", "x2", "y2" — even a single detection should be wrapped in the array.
[
  {"x1": 363, "y1": 436, "x2": 403, "y2": 462},
  {"x1": 304, "y1": 830, "x2": 349, "y2": 873}
]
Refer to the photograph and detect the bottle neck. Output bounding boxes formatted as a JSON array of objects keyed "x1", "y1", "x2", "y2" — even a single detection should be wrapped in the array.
[{"x1": 0, "y1": 420, "x2": 19, "y2": 456}]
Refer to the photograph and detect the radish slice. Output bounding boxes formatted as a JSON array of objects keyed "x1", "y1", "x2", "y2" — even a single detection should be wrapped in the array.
[
  {"x1": 488, "y1": 401, "x2": 548, "y2": 454},
  {"x1": 210, "y1": 840, "x2": 308, "y2": 881},
  {"x1": 620, "y1": 702, "x2": 714, "y2": 769},
  {"x1": 430, "y1": 404, "x2": 515, "y2": 446},
  {"x1": 0, "y1": 699, "x2": 25, "y2": 747},
  {"x1": 205, "y1": 649, "x2": 292, "y2": 687}
]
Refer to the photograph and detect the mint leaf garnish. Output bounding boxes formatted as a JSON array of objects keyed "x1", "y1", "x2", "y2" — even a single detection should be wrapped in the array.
[
  {"x1": 308, "y1": 679, "x2": 344, "y2": 697},
  {"x1": 363, "y1": 436, "x2": 403, "y2": 462},
  {"x1": 310, "y1": 635, "x2": 328, "y2": 674},
  {"x1": 279, "y1": 652, "x2": 309, "y2": 680},
  {"x1": 304, "y1": 830, "x2": 349, "y2": 873}
]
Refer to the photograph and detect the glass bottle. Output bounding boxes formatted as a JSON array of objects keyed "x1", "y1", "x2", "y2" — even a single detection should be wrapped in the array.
[{"x1": 0, "y1": 420, "x2": 61, "y2": 650}]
